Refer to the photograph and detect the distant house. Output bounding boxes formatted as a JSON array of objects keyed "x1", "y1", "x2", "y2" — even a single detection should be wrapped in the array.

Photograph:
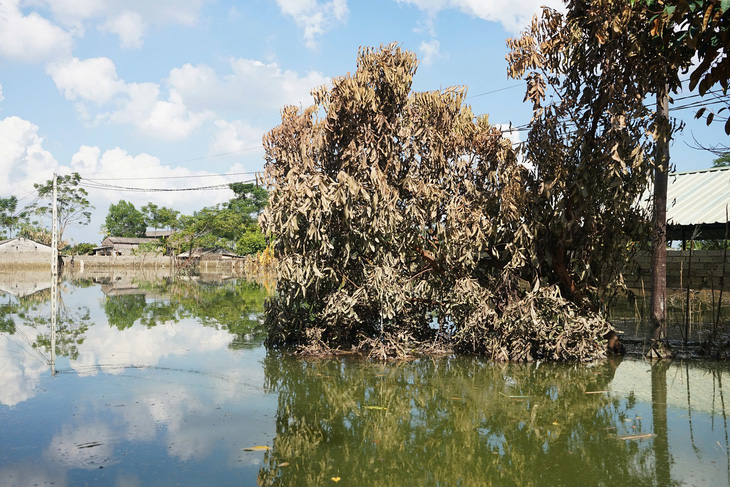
[
  {"x1": 0, "y1": 237, "x2": 52, "y2": 266},
  {"x1": 93, "y1": 237, "x2": 160, "y2": 256},
  {"x1": 177, "y1": 247, "x2": 243, "y2": 261},
  {"x1": 145, "y1": 230, "x2": 174, "y2": 238}
]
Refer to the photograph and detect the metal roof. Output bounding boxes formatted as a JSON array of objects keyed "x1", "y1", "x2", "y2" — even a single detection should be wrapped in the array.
[{"x1": 667, "y1": 166, "x2": 730, "y2": 227}]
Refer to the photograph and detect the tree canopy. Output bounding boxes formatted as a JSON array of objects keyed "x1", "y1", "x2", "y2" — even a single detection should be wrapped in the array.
[
  {"x1": 170, "y1": 184, "x2": 268, "y2": 256},
  {"x1": 141, "y1": 202, "x2": 179, "y2": 231},
  {"x1": 0, "y1": 196, "x2": 22, "y2": 238},
  {"x1": 30, "y1": 173, "x2": 93, "y2": 242},
  {"x1": 103, "y1": 200, "x2": 147, "y2": 238}
]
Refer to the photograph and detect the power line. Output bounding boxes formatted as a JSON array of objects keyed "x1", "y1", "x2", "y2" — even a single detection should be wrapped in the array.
[
  {"x1": 468, "y1": 83, "x2": 526, "y2": 99},
  {"x1": 79, "y1": 177, "x2": 257, "y2": 193},
  {"x1": 86, "y1": 170, "x2": 261, "y2": 182}
]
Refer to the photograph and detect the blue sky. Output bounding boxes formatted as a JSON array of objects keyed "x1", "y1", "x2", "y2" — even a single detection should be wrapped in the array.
[{"x1": 1, "y1": 0, "x2": 727, "y2": 244}]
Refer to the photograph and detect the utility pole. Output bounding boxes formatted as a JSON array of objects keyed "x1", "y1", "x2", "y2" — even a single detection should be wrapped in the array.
[
  {"x1": 649, "y1": 85, "x2": 672, "y2": 359},
  {"x1": 50, "y1": 173, "x2": 58, "y2": 375}
]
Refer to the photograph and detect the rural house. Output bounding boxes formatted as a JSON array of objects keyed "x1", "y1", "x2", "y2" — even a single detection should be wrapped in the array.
[
  {"x1": 93, "y1": 237, "x2": 160, "y2": 256},
  {"x1": 0, "y1": 237, "x2": 52, "y2": 266}
]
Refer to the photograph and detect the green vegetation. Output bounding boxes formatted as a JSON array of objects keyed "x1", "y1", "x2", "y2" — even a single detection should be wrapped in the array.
[
  {"x1": 141, "y1": 202, "x2": 179, "y2": 232},
  {"x1": 29, "y1": 172, "x2": 93, "y2": 242},
  {"x1": 0, "y1": 196, "x2": 23, "y2": 238},
  {"x1": 712, "y1": 152, "x2": 730, "y2": 167},
  {"x1": 64, "y1": 242, "x2": 96, "y2": 255},
  {"x1": 171, "y1": 182, "x2": 268, "y2": 256},
  {"x1": 103, "y1": 200, "x2": 147, "y2": 237}
]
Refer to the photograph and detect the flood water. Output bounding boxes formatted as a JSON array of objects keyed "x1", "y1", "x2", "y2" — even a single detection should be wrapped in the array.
[{"x1": 2, "y1": 272, "x2": 730, "y2": 486}]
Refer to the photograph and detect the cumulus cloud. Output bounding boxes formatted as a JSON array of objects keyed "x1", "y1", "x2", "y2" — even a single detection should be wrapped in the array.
[
  {"x1": 396, "y1": 0, "x2": 565, "y2": 34},
  {"x1": 47, "y1": 55, "x2": 327, "y2": 140},
  {"x1": 33, "y1": 0, "x2": 205, "y2": 48},
  {"x1": 210, "y1": 120, "x2": 265, "y2": 155},
  {"x1": 0, "y1": 0, "x2": 73, "y2": 62},
  {"x1": 0, "y1": 116, "x2": 58, "y2": 195},
  {"x1": 169, "y1": 58, "x2": 328, "y2": 115},
  {"x1": 67, "y1": 146, "x2": 238, "y2": 211},
  {"x1": 100, "y1": 10, "x2": 146, "y2": 49},
  {"x1": 46, "y1": 57, "x2": 124, "y2": 104},
  {"x1": 276, "y1": 0, "x2": 349, "y2": 49},
  {"x1": 419, "y1": 39, "x2": 440, "y2": 66}
]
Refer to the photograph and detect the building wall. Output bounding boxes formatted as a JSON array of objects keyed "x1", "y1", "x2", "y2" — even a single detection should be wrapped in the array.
[
  {"x1": 627, "y1": 250, "x2": 730, "y2": 290},
  {"x1": 0, "y1": 238, "x2": 52, "y2": 266},
  {"x1": 62, "y1": 254, "x2": 173, "y2": 269}
]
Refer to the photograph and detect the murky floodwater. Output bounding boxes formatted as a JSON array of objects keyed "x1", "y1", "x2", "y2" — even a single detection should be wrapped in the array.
[{"x1": 1, "y1": 273, "x2": 730, "y2": 486}]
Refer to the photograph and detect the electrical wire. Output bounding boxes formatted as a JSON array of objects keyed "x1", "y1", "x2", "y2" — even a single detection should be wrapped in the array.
[
  {"x1": 79, "y1": 177, "x2": 257, "y2": 193},
  {"x1": 467, "y1": 83, "x2": 526, "y2": 99},
  {"x1": 86, "y1": 170, "x2": 261, "y2": 182}
]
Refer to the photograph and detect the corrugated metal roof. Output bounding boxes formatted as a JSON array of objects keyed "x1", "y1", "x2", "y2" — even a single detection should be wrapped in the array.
[{"x1": 666, "y1": 166, "x2": 730, "y2": 226}]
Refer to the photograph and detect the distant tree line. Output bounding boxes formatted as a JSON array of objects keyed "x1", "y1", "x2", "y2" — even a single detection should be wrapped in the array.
[
  {"x1": 101, "y1": 182, "x2": 268, "y2": 256},
  {"x1": 0, "y1": 173, "x2": 268, "y2": 257}
]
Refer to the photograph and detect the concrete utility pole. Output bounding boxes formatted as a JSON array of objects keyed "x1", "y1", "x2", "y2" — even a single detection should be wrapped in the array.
[
  {"x1": 649, "y1": 85, "x2": 672, "y2": 359},
  {"x1": 50, "y1": 173, "x2": 58, "y2": 375}
]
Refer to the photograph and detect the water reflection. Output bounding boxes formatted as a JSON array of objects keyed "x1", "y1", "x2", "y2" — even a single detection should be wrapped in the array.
[
  {"x1": 1, "y1": 276, "x2": 730, "y2": 485},
  {"x1": 259, "y1": 357, "x2": 638, "y2": 486},
  {"x1": 0, "y1": 273, "x2": 271, "y2": 405}
]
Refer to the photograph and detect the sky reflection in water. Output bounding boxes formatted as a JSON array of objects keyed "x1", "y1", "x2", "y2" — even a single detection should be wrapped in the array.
[{"x1": 0, "y1": 273, "x2": 729, "y2": 486}]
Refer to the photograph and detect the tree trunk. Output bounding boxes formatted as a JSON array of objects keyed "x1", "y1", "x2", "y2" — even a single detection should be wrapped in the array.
[{"x1": 649, "y1": 83, "x2": 672, "y2": 359}]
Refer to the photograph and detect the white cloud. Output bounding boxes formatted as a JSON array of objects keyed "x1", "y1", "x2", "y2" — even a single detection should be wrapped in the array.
[
  {"x1": 169, "y1": 58, "x2": 328, "y2": 115},
  {"x1": 34, "y1": 0, "x2": 205, "y2": 48},
  {"x1": 0, "y1": 0, "x2": 72, "y2": 62},
  {"x1": 0, "y1": 116, "x2": 58, "y2": 195},
  {"x1": 47, "y1": 56, "x2": 212, "y2": 139},
  {"x1": 0, "y1": 83, "x2": 4, "y2": 103},
  {"x1": 46, "y1": 57, "x2": 124, "y2": 104},
  {"x1": 210, "y1": 120, "x2": 265, "y2": 155},
  {"x1": 396, "y1": 0, "x2": 565, "y2": 34},
  {"x1": 419, "y1": 39, "x2": 440, "y2": 66},
  {"x1": 46, "y1": 55, "x2": 326, "y2": 141},
  {"x1": 276, "y1": 0, "x2": 348, "y2": 49},
  {"x1": 0, "y1": 324, "x2": 48, "y2": 407},
  {"x1": 67, "y1": 146, "x2": 235, "y2": 209},
  {"x1": 100, "y1": 10, "x2": 146, "y2": 49}
]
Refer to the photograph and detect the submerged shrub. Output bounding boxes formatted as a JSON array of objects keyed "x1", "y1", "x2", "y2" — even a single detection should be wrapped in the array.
[{"x1": 261, "y1": 44, "x2": 627, "y2": 361}]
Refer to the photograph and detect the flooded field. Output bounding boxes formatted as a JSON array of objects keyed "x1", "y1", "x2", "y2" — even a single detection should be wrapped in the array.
[{"x1": 2, "y1": 272, "x2": 730, "y2": 486}]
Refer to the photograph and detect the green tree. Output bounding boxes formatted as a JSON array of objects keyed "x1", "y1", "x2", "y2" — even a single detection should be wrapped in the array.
[
  {"x1": 0, "y1": 196, "x2": 24, "y2": 238},
  {"x1": 712, "y1": 152, "x2": 730, "y2": 167},
  {"x1": 228, "y1": 182, "x2": 268, "y2": 219},
  {"x1": 141, "y1": 202, "x2": 179, "y2": 231},
  {"x1": 103, "y1": 200, "x2": 147, "y2": 237},
  {"x1": 17, "y1": 222, "x2": 53, "y2": 246},
  {"x1": 171, "y1": 185, "x2": 268, "y2": 256},
  {"x1": 30, "y1": 173, "x2": 93, "y2": 242}
]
